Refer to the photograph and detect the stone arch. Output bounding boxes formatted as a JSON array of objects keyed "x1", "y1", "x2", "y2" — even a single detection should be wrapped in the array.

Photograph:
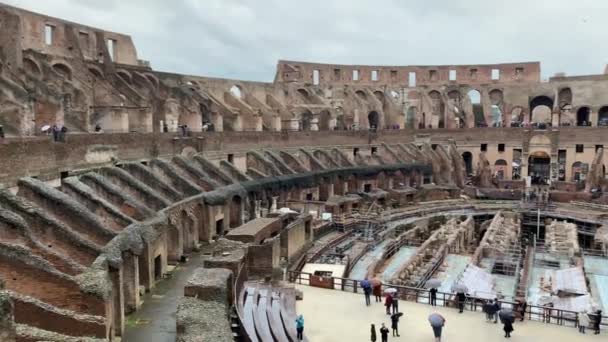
[
  {"x1": 494, "y1": 159, "x2": 508, "y2": 180},
  {"x1": 133, "y1": 72, "x2": 154, "y2": 90},
  {"x1": 467, "y1": 89, "x2": 484, "y2": 127},
  {"x1": 229, "y1": 85, "x2": 242, "y2": 99},
  {"x1": 489, "y1": 89, "x2": 504, "y2": 127},
  {"x1": 558, "y1": 88, "x2": 572, "y2": 107},
  {"x1": 297, "y1": 88, "x2": 309, "y2": 98},
  {"x1": 229, "y1": 195, "x2": 243, "y2": 228},
  {"x1": 598, "y1": 106, "x2": 608, "y2": 126},
  {"x1": 572, "y1": 161, "x2": 584, "y2": 182},
  {"x1": 355, "y1": 90, "x2": 367, "y2": 100},
  {"x1": 52, "y1": 62, "x2": 72, "y2": 80},
  {"x1": 88, "y1": 66, "x2": 104, "y2": 79},
  {"x1": 428, "y1": 90, "x2": 445, "y2": 128},
  {"x1": 116, "y1": 69, "x2": 132, "y2": 84},
  {"x1": 318, "y1": 110, "x2": 331, "y2": 130},
  {"x1": 368, "y1": 111, "x2": 379, "y2": 129},
  {"x1": 462, "y1": 151, "x2": 473, "y2": 175},
  {"x1": 528, "y1": 151, "x2": 551, "y2": 184},
  {"x1": 576, "y1": 106, "x2": 591, "y2": 126},
  {"x1": 373, "y1": 90, "x2": 384, "y2": 102},
  {"x1": 510, "y1": 106, "x2": 524, "y2": 125},
  {"x1": 144, "y1": 73, "x2": 159, "y2": 89},
  {"x1": 23, "y1": 57, "x2": 41, "y2": 78},
  {"x1": 529, "y1": 96, "x2": 553, "y2": 123}
]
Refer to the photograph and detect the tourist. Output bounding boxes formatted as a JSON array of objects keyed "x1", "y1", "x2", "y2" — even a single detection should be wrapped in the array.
[
  {"x1": 163, "y1": 122, "x2": 169, "y2": 133},
  {"x1": 373, "y1": 282, "x2": 382, "y2": 302},
  {"x1": 94, "y1": 124, "x2": 102, "y2": 133},
  {"x1": 391, "y1": 294, "x2": 399, "y2": 315},
  {"x1": 370, "y1": 323, "x2": 377, "y2": 342},
  {"x1": 483, "y1": 300, "x2": 494, "y2": 322},
  {"x1": 428, "y1": 312, "x2": 446, "y2": 342},
  {"x1": 578, "y1": 310, "x2": 589, "y2": 334},
  {"x1": 59, "y1": 125, "x2": 68, "y2": 142},
  {"x1": 593, "y1": 309, "x2": 602, "y2": 335},
  {"x1": 492, "y1": 299, "x2": 501, "y2": 323},
  {"x1": 52, "y1": 124, "x2": 59, "y2": 141},
  {"x1": 379, "y1": 323, "x2": 389, "y2": 342},
  {"x1": 456, "y1": 291, "x2": 466, "y2": 313},
  {"x1": 384, "y1": 293, "x2": 393, "y2": 315},
  {"x1": 390, "y1": 312, "x2": 402, "y2": 337},
  {"x1": 0, "y1": 125, "x2": 4, "y2": 140},
  {"x1": 295, "y1": 314, "x2": 304, "y2": 340},
  {"x1": 361, "y1": 278, "x2": 372, "y2": 306},
  {"x1": 503, "y1": 318, "x2": 514, "y2": 338},
  {"x1": 430, "y1": 287, "x2": 438, "y2": 306},
  {"x1": 518, "y1": 301, "x2": 527, "y2": 321}
]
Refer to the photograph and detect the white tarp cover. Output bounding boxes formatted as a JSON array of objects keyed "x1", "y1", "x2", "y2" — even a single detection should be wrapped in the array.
[
  {"x1": 544, "y1": 294, "x2": 596, "y2": 314},
  {"x1": 457, "y1": 264, "x2": 496, "y2": 299},
  {"x1": 550, "y1": 267, "x2": 587, "y2": 295}
]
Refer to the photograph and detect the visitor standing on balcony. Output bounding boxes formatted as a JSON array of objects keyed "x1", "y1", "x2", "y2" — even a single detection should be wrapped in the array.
[
  {"x1": 295, "y1": 315, "x2": 304, "y2": 340},
  {"x1": 493, "y1": 299, "x2": 501, "y2": 323},
  {"x1": 430, "y1": 287, "x2": 438, "y2": 306},
  {"x1": 361, "y1": 278, "x2": 372, "y2": 306},
  {"x1": 384, "y1": 293, "x2": 393, "y2": 315},
  {"x1": 456, "y1": 291, "x2": 466, "y2": 313},
  {"x1": 379, "y1": 323, "x2": 389, "y2": 342},
  {"x1": 593, "y1": 310, "x2": 602, "y2": 335},
  {"x1": 373, "y1": 282, "x2": 382, "y2": 302},
  {"x1": 578, "y1": 310, "x2": 589, "y2": 334},
  {"x1": 390, "y1": 312, "x2": 402, "y2": 337}
]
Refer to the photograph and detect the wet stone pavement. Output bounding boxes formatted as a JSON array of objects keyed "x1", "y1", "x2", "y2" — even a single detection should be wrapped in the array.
[{"x1": 122, "y1": 250, "x2": 211, "y2": 342}]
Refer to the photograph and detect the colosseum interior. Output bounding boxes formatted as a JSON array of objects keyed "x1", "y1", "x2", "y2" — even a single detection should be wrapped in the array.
[{"x1": 0, "y1": 3, "x2": 607, "y2": 341}]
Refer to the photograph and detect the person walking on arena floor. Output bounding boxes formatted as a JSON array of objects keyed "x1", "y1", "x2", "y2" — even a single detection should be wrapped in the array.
[
  {"x1": 391, "y1": 295, "x2": 399, "y2": 315},
  {"x1": 428, "y1": 312, "x2": 446, "y2": 342},
  {"x1": 384, "y1": 293, "x2": 393, "y2": 315},
  {"x1": 391, "y1": 312, "x2": 402, "y2": 337},
  {"x1": 379, "y1": 323, "x2": 389, "y2": 342},
  {"x1": 593, "y1": 309, "x2": 602, "y2": 335},
  {"x1": 456, "y1": 291, "x2": 466, "y2": 313},
  {"x1": 295, "y1": 314, "x2": 304, "y2": 341},
  {"x1": 373, "y1": 281, "x2": 382, "y2": 302},
  {"x1": 361, "y1": 278, "x2": 372, "y2": 306},
  {"x1": 370, "y1": 323, "x2": 377, "y2": 342}
]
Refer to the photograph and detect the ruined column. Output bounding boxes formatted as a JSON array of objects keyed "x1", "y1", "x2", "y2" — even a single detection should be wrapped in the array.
[{"x1": 212, "y1": 111, "x2": 223, "y2": 132}]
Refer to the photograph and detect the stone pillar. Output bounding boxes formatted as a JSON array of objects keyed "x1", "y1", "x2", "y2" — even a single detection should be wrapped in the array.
[
  {"x1": 233, "y1": 114, "x2": 243, "y2": 131},
  {"x1": 270, "y1": 196, "x2": 278, "y2": 212},
  {"x1": 122, "y1": 252, "x2": 140, "y2": 314},
  {"x1": 212, "y1": 111, "x2": 223, "y2": 132},
  {"x1": 590, "y1": 109, "x2": 598, "y2": 127},
  {"x1": 272, "y1": 115, "x2": 282, "y2": 131},
  {"x1": 110, "y1": 266, "x2": 125, "y2": 337},
  {"x1": 254, "y1": 114, "x2": 263, "y2": 131}
]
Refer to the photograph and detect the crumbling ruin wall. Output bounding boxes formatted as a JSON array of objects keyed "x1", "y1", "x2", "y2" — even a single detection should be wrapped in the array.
[
  {"x1": 472, "y1": 211, "x2": 520, "y2": 264},
  {"x1": 0, "y1": 284, "x2": 16, "y2": 342},
  {"x1": 546, "y1": 220, "x2": 580, "y2": 257}
]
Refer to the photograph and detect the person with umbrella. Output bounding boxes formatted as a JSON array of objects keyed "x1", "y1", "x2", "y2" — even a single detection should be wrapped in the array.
[
  {"x1": 384, "y1": 292, "x2": 393, "y2": 315},
  {"x1": 370, "y1": 323, "x2": 377, "y2": 342},
  {"x1": 428, "y1": 312, "x2": 446, "y2": 342},
  {"x1": 372, "y1": 279, "x2": 383, "y2": 302},
  {"x1": 592, "y1": 309, "x2": 602, "y2": 335},
  {"x1": 391, "y1": 312, "x2": 403, "y2": 337},
  {"x1": 499, "y1": 309, "x2": 515, "y2": 338},
  {"x1": 379, "y1": 323, "x2": 389, "y2": 342},
  {"x1": 361, "y1": 278, "x2": 372, "y2": 306}
]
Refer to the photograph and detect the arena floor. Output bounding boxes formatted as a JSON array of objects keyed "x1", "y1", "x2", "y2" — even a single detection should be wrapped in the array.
[{"x1": 295, "y1": 285, "x2": 603, "y2": 342}]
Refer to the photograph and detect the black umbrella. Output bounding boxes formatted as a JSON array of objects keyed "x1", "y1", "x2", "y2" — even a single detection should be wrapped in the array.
[{"x1": 499, "y1": 309, "x2": 515, "y2": 323}]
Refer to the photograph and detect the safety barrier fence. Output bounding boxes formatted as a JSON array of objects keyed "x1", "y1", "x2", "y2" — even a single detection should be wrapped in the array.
[{"x1": 288, "y1": 270, "x2": 607, "y2": 332}]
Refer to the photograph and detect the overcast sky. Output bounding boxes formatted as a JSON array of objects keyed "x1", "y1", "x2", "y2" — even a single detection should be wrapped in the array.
[{"x1": 6, "y1": 0, "x2": 608, "y2": 82}]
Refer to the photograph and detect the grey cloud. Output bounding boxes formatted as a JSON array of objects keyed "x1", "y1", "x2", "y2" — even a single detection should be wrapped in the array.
[{"x1": 5, "y1": 0, "x2": 607, "y2": 81}]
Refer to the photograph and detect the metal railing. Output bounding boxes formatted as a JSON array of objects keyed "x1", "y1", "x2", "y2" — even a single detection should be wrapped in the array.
[{"x1": 288, "y1": 270, "x2": 607, "y2": 331}]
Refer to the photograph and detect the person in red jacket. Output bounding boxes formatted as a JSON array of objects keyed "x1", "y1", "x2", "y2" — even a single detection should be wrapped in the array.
[{"x1": 384, "y1": 293, "x2": 393, "y2": 315}]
